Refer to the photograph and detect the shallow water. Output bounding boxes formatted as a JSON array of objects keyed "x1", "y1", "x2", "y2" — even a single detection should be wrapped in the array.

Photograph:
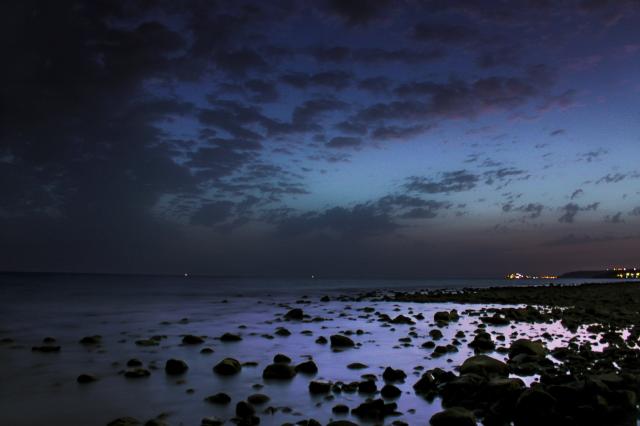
[{"x1": 0, "y1": 275, "x2": 627, "y2": 425}]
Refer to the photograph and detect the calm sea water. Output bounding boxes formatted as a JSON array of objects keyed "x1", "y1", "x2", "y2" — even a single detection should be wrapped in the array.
[{"x1": 0, "y1": 274, "x2": 631, "y2": 426}]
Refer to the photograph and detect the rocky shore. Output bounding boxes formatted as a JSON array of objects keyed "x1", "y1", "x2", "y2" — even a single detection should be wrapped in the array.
[{"x1": 2, "y1": 280, "x2": 639, "y2": 425}]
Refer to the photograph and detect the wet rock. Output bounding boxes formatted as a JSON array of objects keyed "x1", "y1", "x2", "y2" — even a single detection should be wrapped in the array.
[
  {"x1": 79, "y1": 335, "x2": 101, "y2": 345},
  {"x1": 219, "y1": 333, "x2": 241, "y2": 342},
  {"x1": 213, "y1": 358, "x2": 242, "y2": 375},
  {"x1": 247, "y1": 393, "x2": 270, "y2": 404},
  {"x1": 508, "y1": 339, "x2": 547, "y2": 358},
  {"x1": 315, "y1": 336, "x2": 328, "y2": 344},
  {"x1": 348, "y1": 362, "x2": 368, "y2": 369},
  {"x1": 429, "y1": 407, "x2": 476, "y2": 426},
  {"x1": 326, "y1": 421, "x2": 358, "y2": 426},
  {"x1": 127, "y1": 358, "x2": 143, "y2": 367},
  {"x1": 124, "y1": 368, "x2": 151, "y2": 378},
  {"x1": 182, "y1": 334, "x2": 205, "y2": 344},
  {"x1": 275, "y1": 327, "x2": 291, "y2": 336},
  {"x1": 358, "y1": 380, "x2": 377, "y2": 393},
  {"x1": 284, "y1": 308, "x2": 304, "y2": 320},
  {"x1": 200, "y1": 347, "x2": 214, "y2": 354},
  {"x1": 391, "y1": 314, "x2": 414, "y2": 324},
  {"x1": 295, "y1": 360, "x2": 318, "y2": 374},
  {"x1": 165, "y1": 358, "x2": 188, "y2": 375},
  {"x1": 459, "y1": 355, "x2": 508, "y2": 378},
  {"x1": 107, "y1": 417, "x2": 141, "y2": 426},
  {"x1": 382, "y1": 367, "x2": 407, "y2": 383},
  {"x1": 321, "y1": 296, "x2": 330, "y2": 302},
  {"x1": 330, "y1": 334, "x2": 355, "y2": 348},
  {"x1": 429, "y1": 329, "x2": 443, "y2": 340},
  {"x1": 262, "y1": 363, "x2": 296, "y2": 379},
  {"x1": 135, "y1": 338, "x2": 158, "y2": 347},
  {"x1": 200, "y1": 417, "x2": 224, "y2": 426},
  {"x1": 468, "y1": 331, "x2": 495, "y2": 352},
  {"x1": 235, "y1": 401, "x2": 259, "y2": 425},
  {"x1": 273, "y1": 353, "x2": 291, "y2": 363},
  {"x1": 309, "y1": 380, "x2": 332, "y2": 394},
  {"x1": 32, "y1": 345, "x2": 61, "y2": 353},
  {"x1": 514, "y1": 388, "x2": 558, "y2": 426},
  {"x1": 381, "y1": 384, "x2": 402, "y2": 398},
  {"x1": 332, "y1": 404, "x2": 350, "y2": 414},
  {"x1": 77, "y1": 373, "x2": 98, "y2": 383},
  {"x1": 204, "y1": 392, "x2": 231, "y2": 404},
  {"x1": 352, "y1": 398, "x2": 398, "y2": 420}
]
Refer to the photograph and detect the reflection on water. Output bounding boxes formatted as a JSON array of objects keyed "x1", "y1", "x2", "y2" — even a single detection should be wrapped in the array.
[{"x1": 0, "y1": 275, "x2": 626, "y2": 425}]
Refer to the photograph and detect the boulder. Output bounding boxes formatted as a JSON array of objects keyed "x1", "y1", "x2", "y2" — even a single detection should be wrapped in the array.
[
  {"x1": 459, "y1": 355, "x2": 508, "y2": 378},
  {"x1": 165, "y1": 358, "x2": 188, "y2": 375},
  {"x1": 213, "y1": 358, "x2": 242, "y2": 375},
  {"x1": 330, "y1": 334, "x2": 355, "y2": 348},
  {"x1": 295, "y1": 360, "x2": 318, "y2": 374},
  {"x1": 262, "y1": 363, "x2": 296, "y2": 379},
  {"x1": 509, "y1": 339, "x2": 547, "y2": 359},
  {"x1": 284, "y1": 308, "x2": 304, "y2": 320},
  {"x1": 430, "y1": 407, "x2": 476, "y2": 426},
  {"x1": 182, "y1": 335, "x2": 205, "y2": 344}
]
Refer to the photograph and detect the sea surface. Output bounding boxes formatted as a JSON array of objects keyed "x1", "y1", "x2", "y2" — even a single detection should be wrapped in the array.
[{"x1": 0, "y1": 274, "x2": 629, "y2": 426}]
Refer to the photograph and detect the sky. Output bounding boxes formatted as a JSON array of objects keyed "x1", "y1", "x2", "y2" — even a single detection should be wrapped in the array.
[{"x1": 1, "y1": 0, "x2": 640, "y2": 278}]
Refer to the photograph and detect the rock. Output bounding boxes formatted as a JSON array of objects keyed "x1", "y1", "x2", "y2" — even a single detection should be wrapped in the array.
[
  {"x1": 315, "y1": 336, "x2": 328, "y2": 344},
  {"x1": 434, "y1": 311, "x2": 451, "y2": 322},
  {"x1": 213, "y1": 358, "x2": 242, "y2": 375},
  {"x1": 330, "y1": 334, "x2": 355, "y2": 348},
  {"x1": 77, "y1": 373, "x2": 98, "y2": 383},
  {"x1": 509, "y1": 339, "x2": 547, "y2": 358},
  {"x1": 273, "y1": 353, "x2": 291, "y2": 363},
  {"x1": 165, "y1": 358, "x2": 189, "y2": 375},
  {"x1": 383, "y1": 367, "x2": 407, "y2": 382},
  {"x1": 275, "y1": 327, "x2": 291, "y2": 336},
  {"x1": 347, "y1": 362, "x2": 368, "y2": 369},
  {"x1": 352, "y1": 398, "x2": 398, "y2": 420},
  {"x1": 107, "y1": 417, "x2": 141, "y2": 426},
  {"x1": 468, "y1": 331, "x2": 495, "y2": 352},
  {"x1": 135, "y1": 338, "x2": 159, "y2": 347},
  {"x1": 200, "y1": 417, "x2": 224, "y2": 426},
  {"x1": 219, "y1": 333, "x2": 242, "y2": 342},
  {"x1": 262, "y1": 363, "x2": 296, "y2": 379},
  {"x1": 32, "y1": 345, "x2": 61, "y2": 353},
  {"x1": 295, "y1": 360, "x2": 318, "y2": 374},
  {"x1": 182, "y1": 334, "x2": 205, "y2": 344},
  {"x1": 391, "y1": 314, "x2": 414, "y2": 324},
  {"x1": 124, "y1": 368, "x2": 151, "y2": 378},
  {"x1": 358, "y1": 380, "x2": 377, "y2": 393},
  {"x1": 200, "y1": 347, "x2": 214, "y2": 354},
  {"x1": 79, "y1": 335, "x2": 101, "y2": 345},
  {"x1": 204, "y1": 392, "x2": 231, "y2": 404},
  {"x1": 326, "y1": 422, "x2": 359, "y2": 426},
  {"x1": 429, "y1": 329, "x2": 443, "y2": 340},
  {"x1": 459, "y1": 355, "x2": 508, "y2": 378},
  {"x1": 309, "y1": 380, "x2": 332, "y2": 394},
  {"x1": 127, "y1": 359, "x2": 143, "y2": 367},
  {"x1": 247, "y1": 393, "x2": 270, "y2": 404},
  {"x1": 332, "y1": 404, "x2": 350, "y2": 414},
  {"x1": 429, "y1": 407, "x2": 477, "y2": 426},
  {"x1": 236, "y1": 400, "x2": 255, "y2": 417},
  {"x1": 144, "y1": 419, "x2": 168, "y2": 426},
  {"x1": 514, "y1": 388, "x2": 557, "y2": 425},
  {"x1": 381, "y1": 384, "x2": 402, "y2": 398},
  {"x1": 284, "y1": 308, "x2": 304, "y2": 320}
]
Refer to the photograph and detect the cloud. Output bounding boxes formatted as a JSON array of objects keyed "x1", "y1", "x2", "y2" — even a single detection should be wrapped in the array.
[
  {"x1": 327, "y1": 136, "x2": 362, "y2": 148},
  {"x1": 542, "y1": 233, "x2": 636, "y2": 247},
  {"x1": 412, "y1": 22, "x2": 478, "y2": 44},
  {"x1": 190, "y1": 201, "x2": 235, "y2": 226},
  {"x1": 570, "y1": 189, "x2": 583, "y2": 199},
  {"x1": 604, "y1": 212, "x2": 624, "y2": 224},
  {"x1": 280, "y1": 70, "x2": 353, "y2": 90},
  {"x1": 324, "y1": 0, "x2": 392, "y2": 26},
  {"x1": 558, "y1": 202, "x2": 599, "y2": 223},
  {"x1": 405, "y1": 170, "x2": 480, "y2": 194}
]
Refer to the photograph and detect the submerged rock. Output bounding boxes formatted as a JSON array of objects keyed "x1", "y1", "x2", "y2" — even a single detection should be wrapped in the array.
[
  {"x1": 213, "y1": 358, "x2": 242, "y2": 375},
  {"x1": 352, "y1": 398, "x2": 398, "y2": 420},
  {"x1": 262, "y1": 363, "x2": 296, "y2": 379},
  {"x1": 31, "y1": 345, "x2": 61, "y2": 353},
  {"x1": 309, "y1": 380, "x2": 332, "y2": 394},
  {"x1": 124, "y1": 368, "x2": 151, "y2": 378},
  {"x1": 295, "y1": 360, "x2": 318, "y2": 374},
  {"x1": 219, "y1": 333, "x2": 241, "y2": 342},
  {"x1": 330, "y1": 334, "x2": 355, "y2": 348},
  {"x1": 284, "y1": 308, "x2": 304, "y2": 320},
  {"x1": 165, "y1": 358, "x2": 189, "y2": 375},
  {"x1": 247, "y1": 393, "x2": 270, "y2": 404},
  {"x1": 204, "y1": 393, "x2": 231, "y2": 404},
  {"x1": 182, "y1": 334, "x2": 205, "y2": 344},
  {"x1": 77, "y1": 373, "x2": 98, "y2": 383}
]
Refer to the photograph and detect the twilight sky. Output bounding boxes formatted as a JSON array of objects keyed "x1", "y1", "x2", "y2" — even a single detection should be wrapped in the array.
[{"x1": 2, "y1": 0, "x2": 640, "y2": 277}]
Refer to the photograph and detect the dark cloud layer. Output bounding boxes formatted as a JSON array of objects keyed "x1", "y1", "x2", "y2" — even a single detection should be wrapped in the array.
[{"x1": 1, "y1": 0, "x2": 639, "y2": 276}]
